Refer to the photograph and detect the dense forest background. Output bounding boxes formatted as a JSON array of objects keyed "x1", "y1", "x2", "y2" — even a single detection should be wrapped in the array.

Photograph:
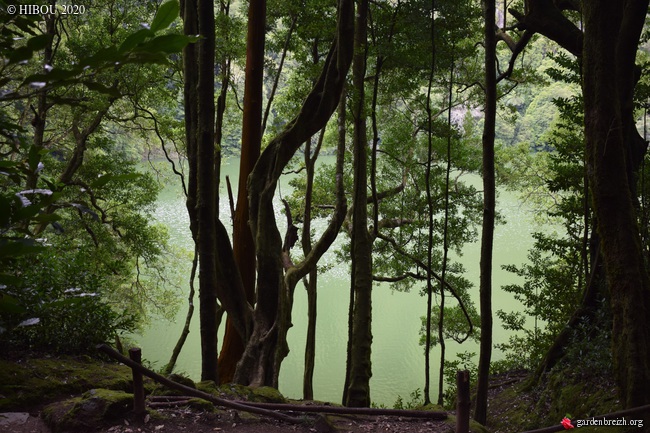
[{"x1": 2, "y1": 0, "x2": 650, "y2": 426}]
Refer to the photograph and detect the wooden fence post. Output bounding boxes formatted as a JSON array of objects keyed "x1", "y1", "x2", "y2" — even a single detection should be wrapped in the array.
[
  {"x1": 129, "y1": 347, "x2": 146, "y2": 419},
  {"x1": 456, "y1": 370, "x2": 470, "y2": 433}
]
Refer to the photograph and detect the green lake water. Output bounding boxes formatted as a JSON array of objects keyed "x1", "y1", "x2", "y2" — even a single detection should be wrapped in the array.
[{"x1": 135, "y1": 158, "x2": 536, "y2": 407}]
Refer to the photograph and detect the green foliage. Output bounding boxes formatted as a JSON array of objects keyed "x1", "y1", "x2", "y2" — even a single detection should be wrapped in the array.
[
  {"x1": 497, "y1": 53, "x2": 589, "y2": 371},
  {"x1": 0, "y1": 0, "x2": 188, "y2": 355},
  {"x1": 392, "y1": 388, "x2": 423, "y2": 410},
  {"x1": 440, "y1": 351, "x2": 476, "y2": 407}
]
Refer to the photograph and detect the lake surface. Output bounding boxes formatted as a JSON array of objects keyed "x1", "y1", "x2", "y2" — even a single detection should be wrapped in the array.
[{"x1": 135, "y1": 157, "x2": 536, "y2": 407}]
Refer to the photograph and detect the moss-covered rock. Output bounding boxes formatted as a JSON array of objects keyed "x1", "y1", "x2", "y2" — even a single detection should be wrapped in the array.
[
  {"x1": 196, "y1": 380, "x2": 218, "y2": 395},
  {"x1": 250, "y1": 386, "x2": 286, "y2": 403},
  {"x1": 150, "y1": 373, "x2": 196, "y2": 396},
  {"x1": 217, "y1": 383, "x2": 255, "y2": 401},
  {"x1": 0, "y1": 356, "x2": 135, "y2": 411},
  {"x1": 42, "y1": 388, "x2": 133, "y2": 432}
]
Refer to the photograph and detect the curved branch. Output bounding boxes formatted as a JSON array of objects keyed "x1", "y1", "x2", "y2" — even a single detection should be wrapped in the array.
[{"x1": 376, "y1": 232, "x2": 474, "y2": 343}]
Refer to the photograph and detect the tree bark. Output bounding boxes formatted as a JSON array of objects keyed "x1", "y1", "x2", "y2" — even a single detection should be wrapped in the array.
[
  {"x1": 474, "y1": 0, "x2": 496, "y2": 424},
  {"x1": 218, "y1": 0, "x2": 266, "y2": 385},
  {"x1": 344, "y1": 0, "x2": 372, "y2": 408},
  {"x1": 582, "y1": 0, "x2": 650, "y2": 409},
  {"x1": 301, "y1": 130, "x2": 325, "y2": 400},
  {"x1": 423, "y1": 0, "x2": 436, "y2": 405},
  {"x1": 195, "y1": 0, "x2": 219, "y2": 383}
]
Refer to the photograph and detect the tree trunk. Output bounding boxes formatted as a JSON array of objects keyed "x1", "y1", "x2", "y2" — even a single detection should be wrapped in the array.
[
  {"x1": 474, "y1": 0, "x2": 496, "y2": 424},
  {"x1": 582, "y1": 0, "x2": 650, "y2": 409},
  {"x1": 301, "y1": 131, "x2": 322, "y2": 400},
  {"x1": 233, "y1": 0, "x2": 354, "y2": 387},
  {"x1": 181, "y1": 0, "x2": 221, "y2": 383},
  {"x1": 423, "y1": 0, "x2": 436, "y2": 405},
  {"x1": 218, "y1": 0, "x2": 266, "y2": 385},
  {"x1": 344, "y1": 0, "x2": 372, "y2": 408}
]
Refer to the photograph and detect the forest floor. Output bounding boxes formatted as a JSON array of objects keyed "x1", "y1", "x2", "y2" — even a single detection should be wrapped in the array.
[
  {"x1": 0, "y1": 355, "x2": 543, "y2": 433},
  {"x1": 2, "y1": 406, "x2": 461, "y2": 433}
]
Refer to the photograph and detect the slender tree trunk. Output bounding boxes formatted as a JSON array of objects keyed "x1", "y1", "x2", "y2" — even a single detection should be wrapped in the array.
[
  {"x1": 344, "y1": 0, "x2": 372, "y2": 408},
  {"x1": 301, "y1": 129, "x2": 324, "y2": 399},
  {"x1": 163, "y1": 250, "x2": 198, "y2": 375},
  {"x1": 582, "y1": 0, "x2": 650, "y2": 409},
  {"x1": 195, "y1": 0, "x2": 218, "y2": 383},
  {"x1": 423, "y1": 0, "x2": 435, "y2": 406},
  {"x1": 437, "y1": 49, "x2": 454, "y2": 407},
  {"x1": 219, "y1": 0, "x2": 266, "y2": 385},
  {"x1": 474, "y1": 0, "x2": 496, "y2": 424},
  {"x1": 303, "y1": 267, "x2": 317, "y2": 400}
]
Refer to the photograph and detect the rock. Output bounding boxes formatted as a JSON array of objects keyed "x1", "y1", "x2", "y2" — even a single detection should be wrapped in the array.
[
  {"x1": 250, "y1": 386, "x2": 286, "y2": 403},
  {"x1": 0, "y1": 412, "x2": 29, "y2": 426},
  {"x1": 0, "y1": 412, "x2": 50, "y2": 433},
  {"x1": 43, "y1": 388, "x2": 133, "y2": 432}
]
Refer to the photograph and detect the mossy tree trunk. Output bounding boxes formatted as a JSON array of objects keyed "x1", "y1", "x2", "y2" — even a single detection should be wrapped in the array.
[
  {"x1": 343, "y1": 0, "x2": 372, "y2": 408},
  {"x1": 582, "y1": 0, "x2": 650, "y2": 410},
  {"x1": 184, "y1": 0, "x2": 253, "y2": 383},
  {"x1": 182, "y1": 0, "x2": 219, "y2": 382}
]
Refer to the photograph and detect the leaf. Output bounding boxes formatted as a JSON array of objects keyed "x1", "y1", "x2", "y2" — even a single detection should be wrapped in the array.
[
  {"x1": 17, "y1": 317, "x2": 40, "y2": 327},
  {"x1": 91, "y1": 172, "x2": 142, "y2": 189},
  {"x1": 145, "y1": 34, "x2": 196, "y2": 53},
  {"x1": 118, "y1": 28, "x2": 155, "y2": 54},
  {"x1": 26, "y1": 34, "x2": 51, "y2": 51},
  {"x1": 0, "y1": 292, "x2": 25, "y2": 315},
  {"x1": 82, "y1": 81, "x2": 121, "y2": 97},
  {"x1": 150, "y1": 0, "x2": 180, "y2": 33},
  {"x1": 0, "y1": 238, "x2": 43, "y2": 259},
  {"x1": 7, "y1": 46, "x2": 33, "y2": 65}
]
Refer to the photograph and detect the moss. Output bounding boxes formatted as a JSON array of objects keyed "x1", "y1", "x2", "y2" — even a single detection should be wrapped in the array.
[
  {"x1": 42, "y1": 389, "x2": 133, "y2": 432},
  {"x1": 444, "y1": 414, "x2": 490, "y2": 433},
  {"x1": 0, "y1": 356, "x2": 135, "y2": 411},
  {"x1": 488, "y1": 362, "x2": 626, "y2": 433},
  {"x1": 196, "y1": 380, "x2": 218, "y2": 395},
  {"x1": 151, "y1": 373, "x2": 196, "y2": 396},
  {"x1": 185, "y1": 397, "x2": 215, "y2": 411},
  {"x1": 250, "y1": 386, "x2": 286, "y2": 403},
  {"x1": 418, "y1": 403, "x2": 445, "y2": 411},
  {"x1": 487, "y1": 384, "x2": 542, "y2": 431}
]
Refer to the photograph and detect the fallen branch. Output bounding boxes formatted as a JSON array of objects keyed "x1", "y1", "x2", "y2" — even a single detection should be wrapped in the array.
[
  {"x1": 98, "y1": 344, "x2": 448, "y2": 422},
  {"x1": 242, "y1": 402, "x2": 447, "y2": 420},
  {"x1": 147, "y1": 400, "x2": 193, "y2": 408},
  {"x1": 96, "y1": 344, "x2": 303, "y2": 424}
]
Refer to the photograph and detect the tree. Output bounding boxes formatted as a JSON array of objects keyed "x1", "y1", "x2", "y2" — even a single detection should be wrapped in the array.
[
  {"x1": 182, "y1": 0, "x2": 222, "y2": 382},
  {"x1": 582, "y1": 0, "x2": 650, "y2": 409},
  {"x1": 219, "y1": 0, "x2": 266, "y2": 385},
  {"x1": 232, "y1": 0, "x2": 354, "y2": 387},
  {"x1": 475, "y1": 0, "x2": 496, "y2": 424},
  {"x1": 505, "y1": 0, "x2": 650, "y2": 410},
  {"x1": 343, "y1": 0, "x2": 372, "y2": 408}
]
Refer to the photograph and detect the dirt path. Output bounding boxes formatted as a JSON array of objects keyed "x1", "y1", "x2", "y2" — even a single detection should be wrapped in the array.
[{"x1": 1, "y1": 408, "x2": 458, "y2": 433}]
